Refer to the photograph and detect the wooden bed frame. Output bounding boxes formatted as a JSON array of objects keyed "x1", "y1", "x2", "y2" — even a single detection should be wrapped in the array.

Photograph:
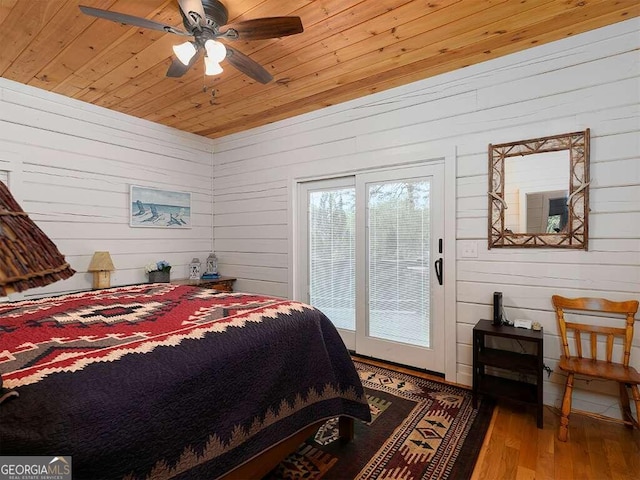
[{"x1": 222, "y1": 417, "x2": 355, "y2": 479}]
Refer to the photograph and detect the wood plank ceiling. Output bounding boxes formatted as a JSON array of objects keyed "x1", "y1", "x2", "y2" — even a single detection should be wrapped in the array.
[{"x1": 0, "y1": 0, "x2": 637, "y2": 139}]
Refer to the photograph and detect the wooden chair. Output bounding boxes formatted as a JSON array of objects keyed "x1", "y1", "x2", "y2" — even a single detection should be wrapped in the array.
[{"x1": 552, "y1": 295, "x2": 640, "y2": 441}]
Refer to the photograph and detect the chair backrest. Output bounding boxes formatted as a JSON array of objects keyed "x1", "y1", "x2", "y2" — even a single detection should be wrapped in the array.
[{"x1": 552, "y1": 295, "x2": 639, "y2": 367}]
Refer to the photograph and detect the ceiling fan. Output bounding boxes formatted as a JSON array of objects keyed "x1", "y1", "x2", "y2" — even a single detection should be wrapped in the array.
[{"x1": 79, "y1": 0, "x2": 304, "y2": 84}]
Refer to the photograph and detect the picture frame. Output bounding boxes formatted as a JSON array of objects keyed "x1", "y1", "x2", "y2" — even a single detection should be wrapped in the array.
[{"x1": 130, "y1": 185, "x2": 192, "y2": 228}]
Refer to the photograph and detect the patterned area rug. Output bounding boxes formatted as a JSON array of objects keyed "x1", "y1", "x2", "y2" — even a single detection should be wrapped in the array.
[{"x1": 265, "y1": 361, "x2": 494, "y2": 480}]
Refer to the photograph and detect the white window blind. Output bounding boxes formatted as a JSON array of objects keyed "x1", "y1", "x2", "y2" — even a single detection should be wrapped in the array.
[
  {"x1": 308, "y1": 188, "x2": 356, "y2": 330},
  {"x1": 0, "y1": 171, "x2": 7, "y2": 186},
  {"x1": 367, "y1": 179, "x2": 431, "y2": 347}
]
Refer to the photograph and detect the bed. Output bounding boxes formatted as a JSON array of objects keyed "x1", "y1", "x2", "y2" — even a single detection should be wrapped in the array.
[{"x1": 0, "y1": 283, "x2": 371, "y2": 479}]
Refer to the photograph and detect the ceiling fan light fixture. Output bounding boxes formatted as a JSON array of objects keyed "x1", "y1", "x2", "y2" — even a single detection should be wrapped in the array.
[
  {"x1": 79, "y1": 2, "x2": 304, "y2": 83},
  {"x1": 204, "y1": 39, "x2": 227, "y2": 63},
  {"x1": 173, "y1": 41, "x2": 197, "y2": 65},
  {"x1": 204, "y1": 57, "x2": 223, "y2": 76}
]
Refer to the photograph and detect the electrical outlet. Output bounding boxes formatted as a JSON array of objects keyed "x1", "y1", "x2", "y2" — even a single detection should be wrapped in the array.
[{"x1": 460, "y1": 240, "x2": 478, "y2": 258}]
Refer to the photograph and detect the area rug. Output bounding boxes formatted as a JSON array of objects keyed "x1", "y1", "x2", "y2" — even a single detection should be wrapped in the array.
[{"x1": 265, "y1": 361, "x2": 494, "y2": 480}]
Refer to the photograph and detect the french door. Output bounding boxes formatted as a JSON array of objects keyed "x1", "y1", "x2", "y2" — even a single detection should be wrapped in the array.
[{"x1": 298, "y1": 164, "x2": 445, "y2": 372}]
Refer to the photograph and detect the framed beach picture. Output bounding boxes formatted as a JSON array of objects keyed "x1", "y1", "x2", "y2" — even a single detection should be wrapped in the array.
[{"x1": 130, "y1": 185, "x2": 191, "y2": 228}]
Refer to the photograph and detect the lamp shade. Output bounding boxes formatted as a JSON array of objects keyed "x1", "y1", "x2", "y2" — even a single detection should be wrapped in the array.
[
  {"x1": 0, "y1": 181, "x2": 75, "y2": 297},
  {"x1": 204, "y1": 39, "x2": 226, "y2": 63},
  {"x1": 0, "y1": 181, "x2": 75, "y2": 402},
  {"x1": 173, "y1": 41, "x2": 197, "y2": 66},
  {"x1": 88, "y1": 251, "x2": 115, "y2": 272},
  {"x1": 88, "y1": 251, "x2": 115, "y2": 289},
  {"x1": 204, "y1": 57, "x2": 223, "y2": 76}
]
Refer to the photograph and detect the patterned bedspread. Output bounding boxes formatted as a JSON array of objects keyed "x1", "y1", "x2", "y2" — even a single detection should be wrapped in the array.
[{"x1": 0, "y1": 284, "x2": 370, "y2": 479}]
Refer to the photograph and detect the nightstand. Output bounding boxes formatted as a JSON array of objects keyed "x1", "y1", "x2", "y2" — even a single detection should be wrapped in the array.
[
  {"x1": 472, "y1": 319, "x2": 544, "y2": 428},
  {"x1": 171, "y1": 276, "x2": 236, "y2": 292}
]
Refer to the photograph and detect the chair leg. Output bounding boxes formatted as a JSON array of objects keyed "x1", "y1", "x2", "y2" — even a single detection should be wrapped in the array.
[
  {"x1": 620, "y1": 383, "x2": 633, "y2": 429},
  {"x1": 558, "y1": 373, "x2": 574, "y2": 442},
  {"x1": 630, "y1": 384, "x2": 640, "y2": 430}
]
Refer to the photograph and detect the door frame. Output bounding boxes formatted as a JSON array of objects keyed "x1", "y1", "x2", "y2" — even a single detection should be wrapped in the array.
[{"x1": 288, "y1": 145, "x2": 457, "y2": 382}]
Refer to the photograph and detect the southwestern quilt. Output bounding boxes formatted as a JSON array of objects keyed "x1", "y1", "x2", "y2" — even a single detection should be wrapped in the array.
[{"x1": 0, "y1": 284, "x2": 371, "y2": 479}]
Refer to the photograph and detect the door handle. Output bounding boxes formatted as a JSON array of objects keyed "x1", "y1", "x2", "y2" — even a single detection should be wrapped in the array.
[{"x1": 435, "y1": 258, "x2": 443, "y2": 285}]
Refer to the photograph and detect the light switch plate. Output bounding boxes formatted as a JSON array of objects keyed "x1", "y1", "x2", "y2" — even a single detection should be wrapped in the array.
[{"x1": 459, "y1": 240, "x2": 478, "y2": 258}]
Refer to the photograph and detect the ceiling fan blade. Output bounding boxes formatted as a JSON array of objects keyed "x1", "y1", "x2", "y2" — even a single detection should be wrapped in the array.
[
  {"x1": 220, "y1": 17, "x2": 303, "y2": 41},
  {"x1": 79, "y1": 5, "x2": 190, "y2": 36},
  {"x1": 225, "y1": 47, "x2": 272, "y2": 84},
  {"x1": 178, "y1": 0, "x2": 206, "y2": 27},
  {"x1": 166, "y1": 49, "x2": 201, "y2": 78}
]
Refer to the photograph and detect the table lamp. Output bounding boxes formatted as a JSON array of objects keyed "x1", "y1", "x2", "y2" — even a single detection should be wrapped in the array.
[
  {"x1": 0, "y1": 181, "x2": 75, "y2": 403},
  {"x1": 88, "y1": 251, "x2": 115, "y2": 289}
]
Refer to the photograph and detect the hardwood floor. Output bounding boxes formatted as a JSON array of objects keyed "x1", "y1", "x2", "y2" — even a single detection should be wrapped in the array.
[
  {"x1": 353, "y1": 355, "x2": 640, "y2": 479},
  {"x1": 473, "y1": 403, "x2": 640, "y2": 480}
]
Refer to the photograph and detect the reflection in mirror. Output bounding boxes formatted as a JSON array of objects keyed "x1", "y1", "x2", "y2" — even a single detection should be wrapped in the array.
[
  {"x1": 526, "y1": 190, "x2": 568, "y2": 233},
  {"x1": 488, "y1": 129, "x2": 590, "y2": 249},
  {"x1": 503, "y1": 152, "x2": 569, "y2": 234}
]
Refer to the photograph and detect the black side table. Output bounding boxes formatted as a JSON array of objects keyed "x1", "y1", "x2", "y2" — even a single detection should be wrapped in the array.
[{"x1": 472, "y1": 319, "x2": 544, "y2": 428}]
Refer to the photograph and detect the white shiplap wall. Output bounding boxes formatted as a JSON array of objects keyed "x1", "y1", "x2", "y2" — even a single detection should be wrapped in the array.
[
  {"x1": 0, "y1": 77, "x2": 215, "y2": 299},
  {"x1": 212, "y1": 18, "x2": 640, "y2": 420}
]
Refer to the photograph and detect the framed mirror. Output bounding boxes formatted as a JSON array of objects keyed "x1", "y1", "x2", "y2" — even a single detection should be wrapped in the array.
[{"x1": 488, "y1": 129, "x2": 590, "y2": 249}]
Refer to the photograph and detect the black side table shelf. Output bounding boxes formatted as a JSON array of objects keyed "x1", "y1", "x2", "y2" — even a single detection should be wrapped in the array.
[{"x1": 472, "y1": 319, "x2": 544, "y2": 428}]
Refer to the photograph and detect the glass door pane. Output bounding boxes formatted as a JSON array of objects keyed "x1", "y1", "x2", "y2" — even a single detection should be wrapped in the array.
[
  {"x1": 308, "y1": 187, "x2": 356, "y2": 331},
  {"x1": 368, "y1": 179, "x2": 431, "y2": 347}
]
